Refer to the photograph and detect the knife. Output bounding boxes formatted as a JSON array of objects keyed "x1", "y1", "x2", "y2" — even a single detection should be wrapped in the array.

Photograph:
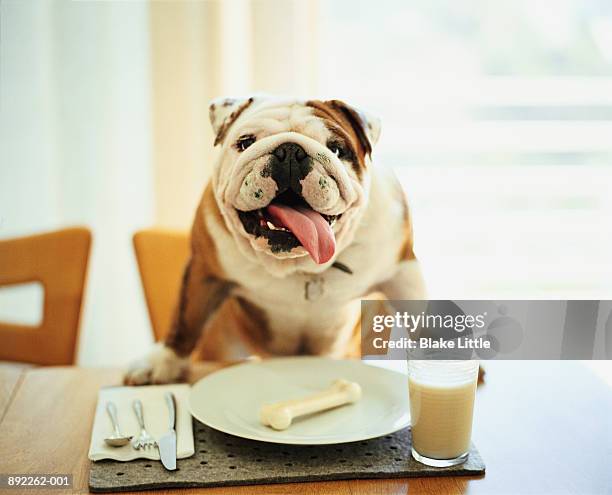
[{"x1": 158, "y1": 392, "x2": 177, "y2": 471}]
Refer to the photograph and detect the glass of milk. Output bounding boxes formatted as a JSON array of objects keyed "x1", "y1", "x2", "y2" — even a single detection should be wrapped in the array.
[{"x1": 408, "y1": 360, "x2": 479, "y2": 467}]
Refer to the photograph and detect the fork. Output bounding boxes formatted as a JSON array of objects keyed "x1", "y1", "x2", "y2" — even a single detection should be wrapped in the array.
[{"x1": 131, "y1": 399, "x2": 157, "y2": 450}]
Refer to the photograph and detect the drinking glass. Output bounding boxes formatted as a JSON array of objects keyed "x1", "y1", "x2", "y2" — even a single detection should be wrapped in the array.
[{"x1": 408, "y1": 360, "x2": 479, "y2": 467}]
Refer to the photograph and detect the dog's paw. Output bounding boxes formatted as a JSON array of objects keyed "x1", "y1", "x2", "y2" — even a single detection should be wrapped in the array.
[{"x1": 124, "y1": 344, "x2": 188, "y2": 385}]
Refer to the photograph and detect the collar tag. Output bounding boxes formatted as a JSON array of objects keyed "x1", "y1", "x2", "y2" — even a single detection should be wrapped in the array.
[{"x1": 305, "y1": 276, "x2": 324, "y2": 301}]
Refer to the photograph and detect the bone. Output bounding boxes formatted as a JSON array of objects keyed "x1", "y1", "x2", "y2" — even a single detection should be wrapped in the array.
[{"x1": 259, "y1": 379, "x2": 362, "y2": 431}]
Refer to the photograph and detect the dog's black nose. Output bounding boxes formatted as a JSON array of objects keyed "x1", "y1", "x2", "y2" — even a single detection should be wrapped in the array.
[
  {"x1": 273, "y1": 142, "x2": 308, "y2": 164},
  {"x1": 266, "y1": 142, "x2": 312, "y2": 194}
]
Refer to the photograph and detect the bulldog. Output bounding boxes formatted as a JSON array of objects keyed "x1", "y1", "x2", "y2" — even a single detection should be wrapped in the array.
[{"x1": 124, "y1": 96, "x2": 426, "y2": 385}]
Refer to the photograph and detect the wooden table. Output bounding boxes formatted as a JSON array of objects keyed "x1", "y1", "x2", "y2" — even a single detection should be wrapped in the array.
[
  {"x1": 0, "y1": 361, "x2": 610, "y2": 494},
  {"x1": 0, "y1": 363, "x2": 30, "y2": 422}
]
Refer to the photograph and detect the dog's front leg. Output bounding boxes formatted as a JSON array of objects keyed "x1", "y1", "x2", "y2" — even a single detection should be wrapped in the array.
[
  {"x1": 124, "y1": 256, "x2": 233, "y2": 385},
  {"x1": 376, "y1": 259, "x2": 427, "y2": 300}
]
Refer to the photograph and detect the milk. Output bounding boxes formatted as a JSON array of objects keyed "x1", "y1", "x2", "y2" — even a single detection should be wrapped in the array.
[{"x1": 408, "y1": 375, "x2": 477, "y2": 460}]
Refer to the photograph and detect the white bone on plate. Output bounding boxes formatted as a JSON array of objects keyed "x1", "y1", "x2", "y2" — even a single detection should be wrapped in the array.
[{"x1": 189, "y1": 357, "x2": 409, "y2": 445}]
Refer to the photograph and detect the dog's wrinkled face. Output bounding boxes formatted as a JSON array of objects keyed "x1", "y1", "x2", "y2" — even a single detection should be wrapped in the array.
[{"x1": 209, "y1": 96, "x2": 381, "y2": 276}]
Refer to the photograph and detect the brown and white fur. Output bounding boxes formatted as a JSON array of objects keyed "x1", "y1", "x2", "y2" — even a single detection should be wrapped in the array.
[{"x1": 125, "y1": 96, "x2": 426, "y2": 385}]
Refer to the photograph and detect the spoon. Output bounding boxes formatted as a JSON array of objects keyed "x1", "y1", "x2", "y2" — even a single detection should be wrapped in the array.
[{"x1": 104, "y1": 401, "x2": 132, "y2": 447}]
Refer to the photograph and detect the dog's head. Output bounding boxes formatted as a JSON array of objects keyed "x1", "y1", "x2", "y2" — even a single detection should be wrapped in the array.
[{"x1": 209, "y1": 96, "x2": 381, "y2": 276}]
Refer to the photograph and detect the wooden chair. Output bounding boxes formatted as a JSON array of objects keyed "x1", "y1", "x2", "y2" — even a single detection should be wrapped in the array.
[
  {"x1": 132, "y1": 229, "x2": 189, "y2": 342},
  {"x1": 0, "y1": 227, "x2": 91, "y2": 365}
]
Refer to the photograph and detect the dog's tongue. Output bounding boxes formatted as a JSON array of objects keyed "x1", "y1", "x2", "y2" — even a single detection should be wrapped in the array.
[{"x1": 266, "y1": 203, "x2": 336, "y2": 264}]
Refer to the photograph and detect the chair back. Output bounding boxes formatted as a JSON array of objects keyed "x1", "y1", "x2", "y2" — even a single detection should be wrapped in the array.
[
  {"x1": 0, "y1": 227, "x2": 91, "y2": 364},
  {"x1": 132, "y1": 229, "x2": 189, "y2": 341}
]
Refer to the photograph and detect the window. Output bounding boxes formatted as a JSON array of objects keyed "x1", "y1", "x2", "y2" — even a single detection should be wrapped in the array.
[{"x1": 319, "y1": 0, "x2": 612, "y2": 298}]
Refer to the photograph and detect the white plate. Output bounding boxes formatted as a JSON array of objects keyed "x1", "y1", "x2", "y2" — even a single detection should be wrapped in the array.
[{"x1": 189, "y1": 357, "x2": 409, "y2": 445}]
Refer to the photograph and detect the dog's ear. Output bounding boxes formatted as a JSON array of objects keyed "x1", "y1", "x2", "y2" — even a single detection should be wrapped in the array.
[
  {"x1": 209, "y1": 96, "x2": 255, "y2": 146},
  {"x1": 326, "y1": 100, "x2": 381, "y2": 155}
]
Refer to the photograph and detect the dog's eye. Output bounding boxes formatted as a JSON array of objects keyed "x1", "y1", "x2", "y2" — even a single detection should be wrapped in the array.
[
  {"x1": 236, "y1": 135, "x2": 256, "y2": 152},
  {"x1": 327, "y1": 141, "x2": 349, "y2": 159}
]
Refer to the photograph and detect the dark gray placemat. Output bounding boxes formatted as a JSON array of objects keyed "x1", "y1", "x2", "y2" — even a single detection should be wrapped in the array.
[{"x1": 89, "y1": 420, "x2": 485, "y2": 492}]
